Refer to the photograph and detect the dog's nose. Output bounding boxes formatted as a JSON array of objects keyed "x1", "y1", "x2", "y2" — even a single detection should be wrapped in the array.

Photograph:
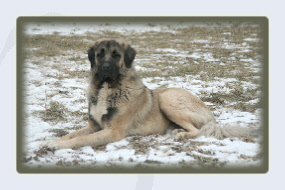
[{"x1": 102, "y1": 62, "x2": 111, "y2": 71}]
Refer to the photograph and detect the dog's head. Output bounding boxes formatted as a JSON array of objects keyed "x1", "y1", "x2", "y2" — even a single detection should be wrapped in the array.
[{"x1": 87, "y1": 39, "x2": 136, "y2": 83}]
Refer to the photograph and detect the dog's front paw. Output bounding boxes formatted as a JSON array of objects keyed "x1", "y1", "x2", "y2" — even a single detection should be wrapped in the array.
[
  {"x1": 41, "y1": 141, "x2": 52, "y2": 148},
  {"x1": 41, "y1": 140, "x2": 69, "y2": 150}
]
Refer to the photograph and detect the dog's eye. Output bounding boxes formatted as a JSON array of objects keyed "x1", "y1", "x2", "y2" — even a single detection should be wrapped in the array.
[
  {"x1": 112, "y1": 51, "x2": 121, "y2": 59},
  {"x1": 97, "y1": 49, "x2": 105, "y2": 59}
]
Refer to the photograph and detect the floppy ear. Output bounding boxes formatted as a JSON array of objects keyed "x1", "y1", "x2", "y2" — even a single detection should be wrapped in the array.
[
  {"x1": 88, "y1": 46, "x2": 95, "y2": 68},
  {"x1": 124, "y1": 45, "x2": 136, "y2": 68}
]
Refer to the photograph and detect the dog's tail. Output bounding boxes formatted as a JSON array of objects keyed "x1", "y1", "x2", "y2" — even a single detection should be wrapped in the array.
[{"x1": 198, "y1": 121, "x2": 250, "y2": 139}]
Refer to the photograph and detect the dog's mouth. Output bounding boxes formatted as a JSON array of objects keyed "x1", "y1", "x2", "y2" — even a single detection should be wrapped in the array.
[
  {"x1": 98, "y1": 72, "x2": 119, "y2": 82},
  {"x1": 101, "y1": 74, "x2": 115, "y2": 82}
]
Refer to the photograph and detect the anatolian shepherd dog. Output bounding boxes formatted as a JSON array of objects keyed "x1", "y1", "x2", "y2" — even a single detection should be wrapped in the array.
[{"x1": 42, "y1": 39, "x2": 248, "y2": 150}]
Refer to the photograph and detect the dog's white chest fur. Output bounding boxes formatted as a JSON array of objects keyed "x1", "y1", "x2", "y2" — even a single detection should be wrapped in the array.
[{"x1": 90, "y1": 83, "x2": 111, "y2": 126}]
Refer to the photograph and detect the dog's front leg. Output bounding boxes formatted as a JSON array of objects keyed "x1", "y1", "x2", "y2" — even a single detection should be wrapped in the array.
[
  {"x1": 44, "y1": 128, "x2": 125, "y2": 150},
  {"x1": 41, "y1": 118, "x2": 100, "y2": 147}
]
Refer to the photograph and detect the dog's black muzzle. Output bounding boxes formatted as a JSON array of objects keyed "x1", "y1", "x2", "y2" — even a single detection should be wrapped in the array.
[{"x1": 98, "y1": 62, "x2": 119, "y2": 82}]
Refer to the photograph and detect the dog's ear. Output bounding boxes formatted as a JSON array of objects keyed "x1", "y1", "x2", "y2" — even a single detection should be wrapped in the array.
[
  {"x1": 88, "y1": 39, "x2": 106, "y2": 68},
  {"x1": 124, "y1": 45, "x2": 136, "y2": 68},
  {"x1": 88, "y1": 46, "x2": 95, "y2": 68}
]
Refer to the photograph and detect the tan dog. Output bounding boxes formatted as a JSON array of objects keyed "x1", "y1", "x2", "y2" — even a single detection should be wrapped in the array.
[{"x1": 42, "y1": 39, "x2": 248, "y2": 150}]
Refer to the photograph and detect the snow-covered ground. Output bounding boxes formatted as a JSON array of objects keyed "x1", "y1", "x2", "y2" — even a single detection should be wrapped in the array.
[{"x1": 21, "y1": 21, "x2": 264, "y2": 170}]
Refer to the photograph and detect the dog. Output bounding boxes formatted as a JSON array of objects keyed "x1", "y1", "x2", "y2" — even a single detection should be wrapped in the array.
[{"x1": 42, "y1": 39, "x2": 248, "y2": 150}]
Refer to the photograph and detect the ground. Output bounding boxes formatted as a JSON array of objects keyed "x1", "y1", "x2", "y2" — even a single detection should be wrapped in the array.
[{"x1": 21, "y1": 21, "x2": 264, "y2": 170}]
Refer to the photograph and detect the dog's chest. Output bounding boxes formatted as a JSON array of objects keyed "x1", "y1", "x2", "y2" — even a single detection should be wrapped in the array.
[
  {"x1": 89, "y1": 84, "x2": 110, "y2": 126},
  {"x1": 89, "y1": 82, "x2": 133, "y2": 128}
]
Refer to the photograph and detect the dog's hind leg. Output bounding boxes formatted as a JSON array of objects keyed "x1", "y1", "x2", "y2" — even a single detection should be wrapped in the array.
[
  {"x1": 157, "y1": 88, "x2": 215, "y2": 140},
  {"x1": 167, "y1": 115, "x2": 200, "y2": 140},
  {"x1": 170, "y1": 124, "x2": 199, "y2": 140}
]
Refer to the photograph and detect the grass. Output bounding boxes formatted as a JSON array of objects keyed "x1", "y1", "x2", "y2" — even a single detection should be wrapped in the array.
[
  {"x1": 44, "y1": 101, "x2": 65, "y2": 121},
  {"x1": 48, "y1": 128, "x2": 68, "y2": 137}
]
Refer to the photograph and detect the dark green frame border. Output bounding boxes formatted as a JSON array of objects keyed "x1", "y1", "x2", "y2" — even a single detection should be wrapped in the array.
[{"x1": 17, "y1": 16, "x2": 269, "y2": 174}]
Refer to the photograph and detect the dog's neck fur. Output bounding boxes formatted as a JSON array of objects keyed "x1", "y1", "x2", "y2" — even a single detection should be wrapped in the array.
[{"x1": 87, "y1": 71, "x2": 146, "y2": 107}]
